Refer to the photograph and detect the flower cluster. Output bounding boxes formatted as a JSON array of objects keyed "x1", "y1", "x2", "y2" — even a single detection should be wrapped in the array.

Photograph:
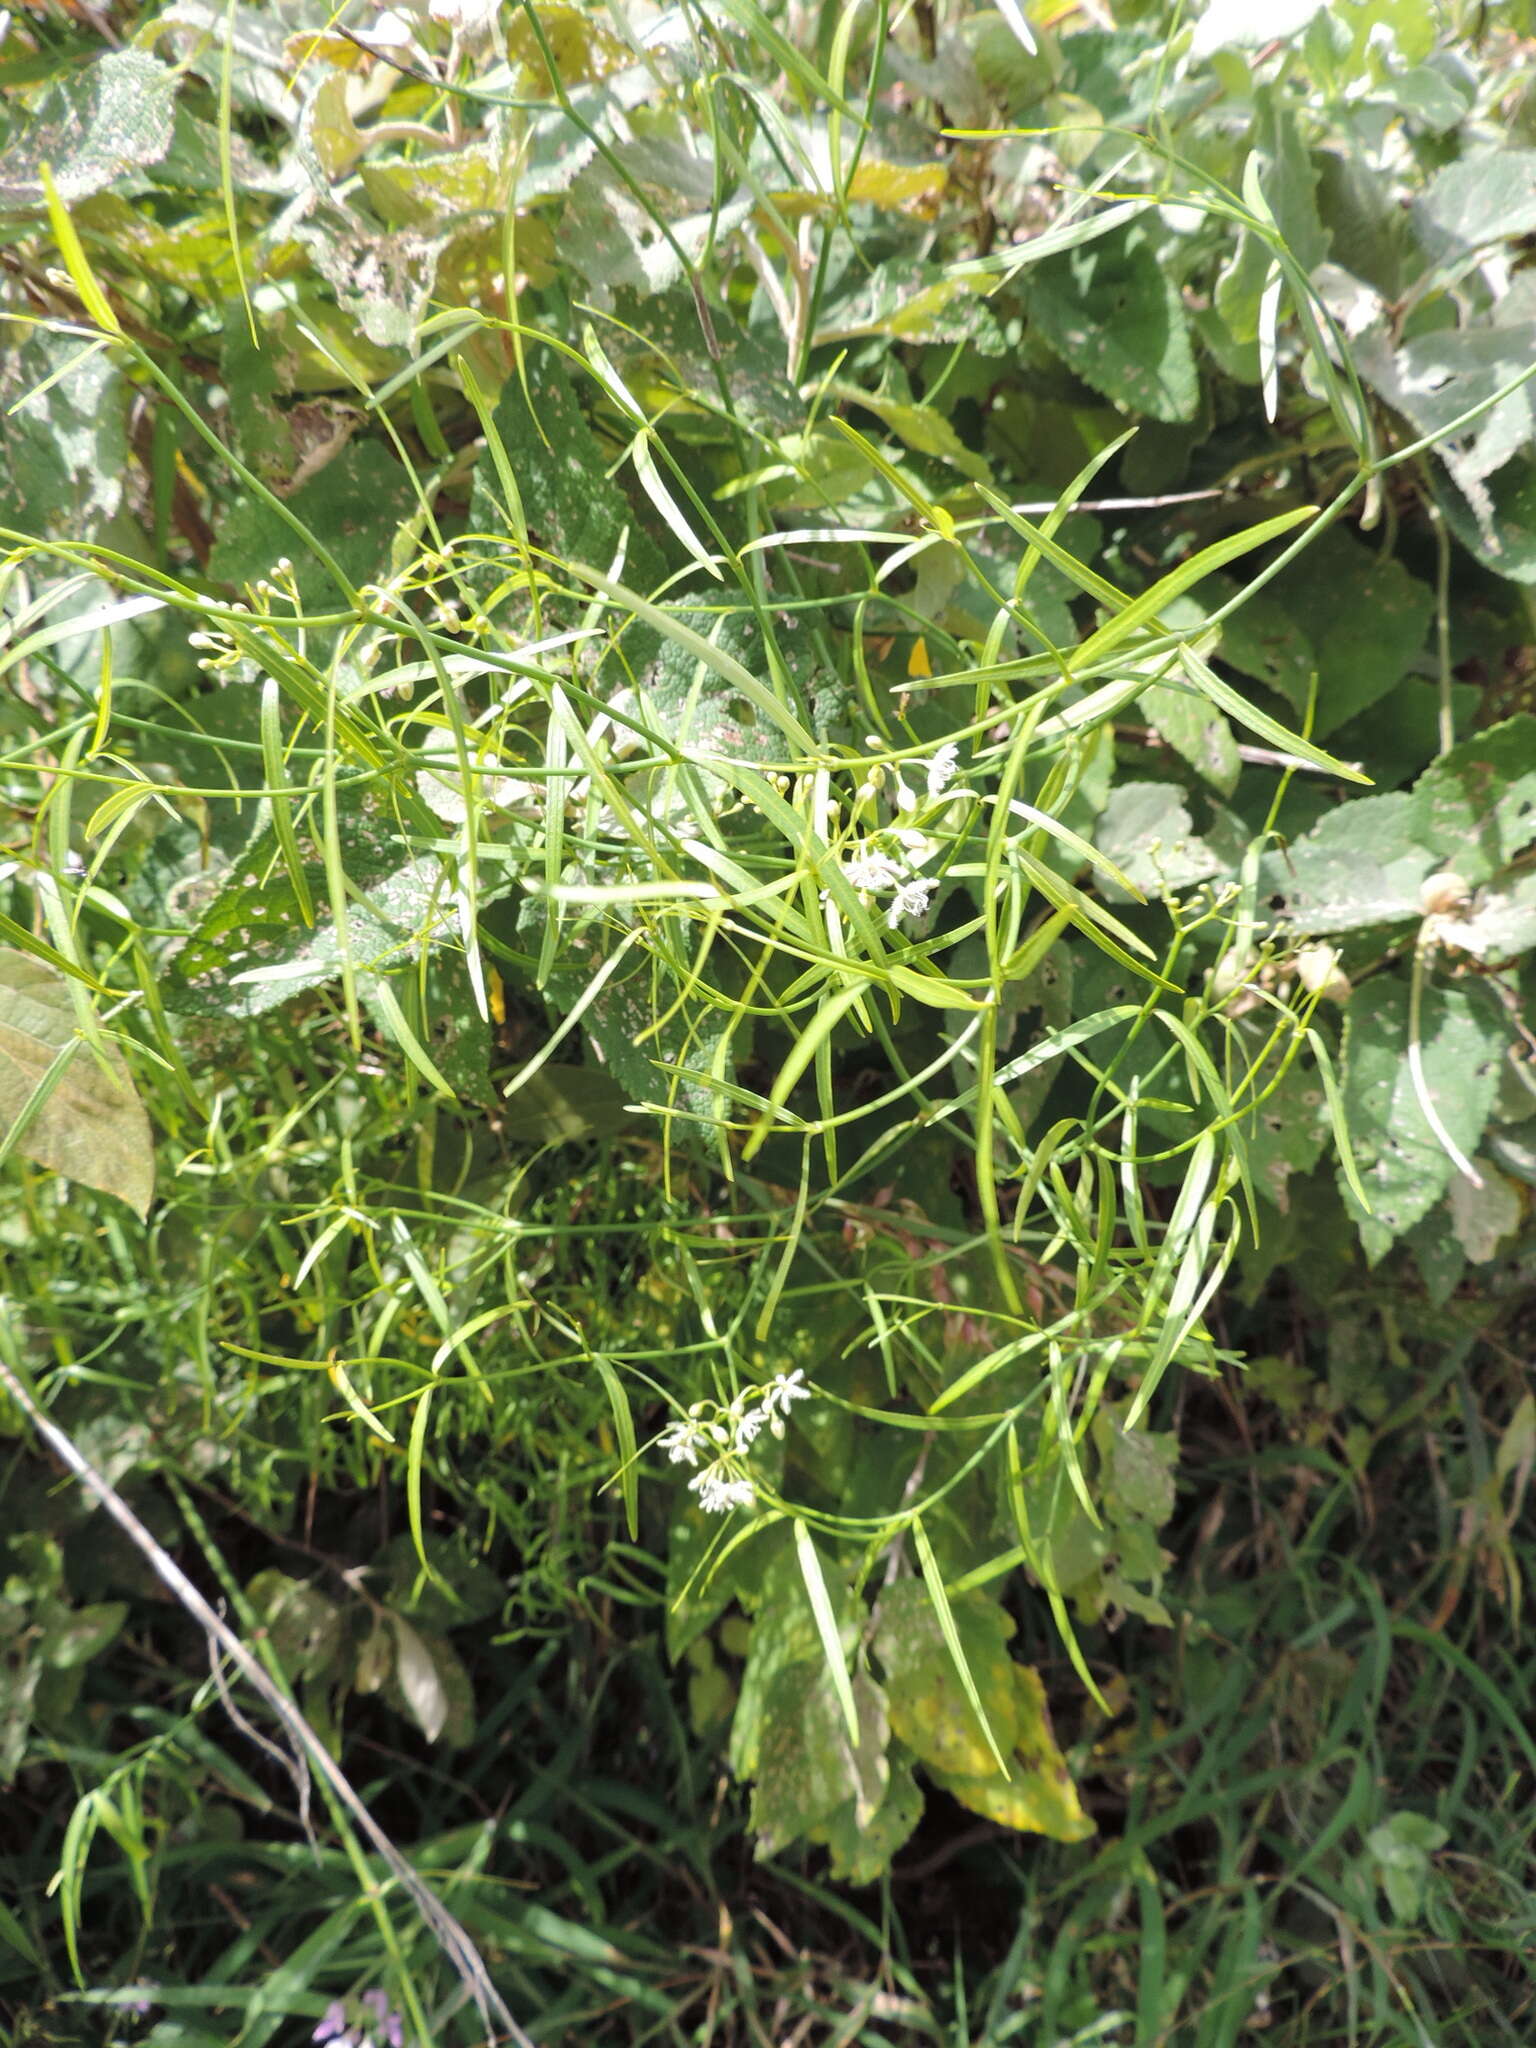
[
  {"x1": 314, "y1": 1990, "x2": 404, "y2": 2048},
  {"x1": 656, "y1": 1369, "x2": 813, "y2": 1514},
  {"x1": 840, "y1": 741, "x2": 968, "y2": 929},
  {"x1": 843, "y1": 826, "x2": 939, "y2": 928}
]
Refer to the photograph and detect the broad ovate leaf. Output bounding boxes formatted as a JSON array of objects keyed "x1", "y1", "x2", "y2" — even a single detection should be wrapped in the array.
[
  {"x1": 0, "y1": 950, "x2": 154, "y2": 1219},
  {"x1": 1448, "y1": 1162, "x2": 1523, "y2": 1264},
  {"x1": 1407, "y1": 715, "x2": 1536, "y2": 885},
  {"x1": 751, "y1": 1663, "x2": 888, "y2": 1858},
  {"x1": 1025, "y1": 224, "x2": 1198, "y2": 424},
  {"x1": 929, "y1": 1664, "x2": 1094, "y2": 1844},
  {"x1": 388, "y1": 1612, "x2": 449, "y2": 1744},
  {"x1": 874, "y1": 1579, "x2": 1019, "y2": 1780},
  {"x1": 933, "y1": 1662, "x2": 1097, "y2": 1843},
  {"x1": 1339, "y1": 977, "x2": 1503, "y2": 1262}
]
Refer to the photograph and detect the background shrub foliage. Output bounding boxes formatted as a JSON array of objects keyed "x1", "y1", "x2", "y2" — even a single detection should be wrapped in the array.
[{"x1": 1, "y1": 0, "x2": 1535, "y2": 2041}]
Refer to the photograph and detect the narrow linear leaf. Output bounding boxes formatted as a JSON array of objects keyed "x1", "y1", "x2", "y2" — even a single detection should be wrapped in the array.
[
  {"x1": 794, "y1": 1518, "x2": 860, "y2": 1748},
  {"x1": 911, "y1": 1517, "x2": 1012, "y2": 1777}
]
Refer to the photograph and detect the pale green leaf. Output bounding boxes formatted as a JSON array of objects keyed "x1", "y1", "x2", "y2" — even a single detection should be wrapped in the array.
[
  {"x1": 0, "y1": 50, "x2": 178, "y2": 204},
  {"x1": 0, "y1": 950, "x2": 154, "y2": 1219}
]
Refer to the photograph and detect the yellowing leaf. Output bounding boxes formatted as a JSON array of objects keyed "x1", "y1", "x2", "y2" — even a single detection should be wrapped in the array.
[
  {"x1": 931, "y1": 1666, "x2": 1095, "y2": 1843},
  {"x1": 847, "y1": 159, "x2": 948, "y2": 216},
  {"x1": 875, "y1": 1579, "x2": 1018, "y2": 1780},
  {"x1": 0, "y1": 949, "x2": 153, "y2": 1218}
]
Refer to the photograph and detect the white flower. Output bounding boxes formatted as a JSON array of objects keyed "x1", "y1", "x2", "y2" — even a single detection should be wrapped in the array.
[
  {"x1": 656, "y1": 1419, "x2": 703, "y2": 1467},
  {"x1": 692, "y1": 1468, "x2": 757, "y2": 1514},
  {"x1": 763, "y1": 1368, "x2": 810, "y2": 1415},
  {"x1": 660, "y1": 1374, "x2": 814, "y2": 1506},
  {"x1": 731, "y1": 1404, "x2": 768, "y2": 1452},
  {"x1": 844, "y1": 849, "x2": 905, "y2": 893},
  {"x1": 888, "y1": 878, "x2": 937, "y2": 928},
  {"x1": 892, "y1": 827, "x2": 932, "y2": 863},
  {"x1": 926, "y1": 744, "x2": 961, "y2": 800},
  {"x1": 760, "y1": 1368, "x2": 812, "y2": 1437}
]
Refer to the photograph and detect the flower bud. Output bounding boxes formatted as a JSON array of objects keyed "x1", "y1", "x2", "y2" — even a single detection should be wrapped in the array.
[
  {"x1": 1420, "y1": 871, "x2": 1471, "y2": 916},
  {"x1": 1294, "y1": 943, "x2": 1350, "y2": 1003},
  {"x1": 1209, "y1": 949, "x2": 1253, "y2": 1000}
]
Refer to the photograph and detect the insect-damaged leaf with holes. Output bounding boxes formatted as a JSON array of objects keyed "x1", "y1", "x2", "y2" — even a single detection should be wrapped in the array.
[
  {"x1": 1240, "y1": 1050, "x2": 1333, "y2": 1213},
  {"x1": 0, "y1": 950, "x2": 154, "y2": 1219},
  {"x1": 1257, "y1": 793, "x2": 1434, "y2": 937},
  {"x1": 1339, "y1": 977, "x2": 1505, "y2": 1263},
  {"x1": 872, "y1": 1580, "x2": 1093, "y2": 1842},
  {"x1": 1405, "y1": 714, "x2": 1536, "y2": 884}
]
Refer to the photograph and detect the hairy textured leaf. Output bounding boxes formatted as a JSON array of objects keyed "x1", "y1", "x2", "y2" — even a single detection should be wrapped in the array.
[
  {"x1": 1260, "y1": 794, "x2": 1433, "y2": 936},
  {"x1": 1434, "y1": 872, "x2": 1536, "y2": 964},
  {"x1": 752, "y1": 1665, "x2": 888, "y2": 1857},
  {"x1": 730, "y1": 1548, "x2": 850, "y2": 1782},
  {"x1": 1448, "y1": 1162, "x2": 1522, "y2": 1264},
  {"x1": 602, "y1": 287, "x2": 803, "y2": 435},
  {"x1": 1095, "y1": 782, "x2": 1230, "y2": 900},
  {"x1": 207, "y1": 440, "x2": 415, "y2": 606},
  {"x1": 1137, "y1": 681, "x2": 1241, "y2": 794},
  {"x1": 1359, "y1": 324, "x2": 1536, "y2": 497},
  {"x1": 1434, "y1": 450, "x2": 1536, "y2": 584},
  {"x1": 162, "y1": 791, "x2": 469, "y2": 1021},
  {"x1": 1240, "y1": 1052, "x2": 1332, "y2": 1213},
  {"x1": 1026, "y1": 225, "x2": 1198, "y2": 423},
  {"x1": 0, "y1": 50, "x2": 178, "y2": 204},
  {"x1": 1414, "y1": 149, "x2": 1536, "y2": 263},
  {"x1": 809, "y1": 1745, "x2": 923, "y2": 1884},
  {"x1": 816, "y1": 258, "x2": 1008, "y2": 351},
  {"x1": 471, "y1": 348, "x2": 665, "y2": 602}
]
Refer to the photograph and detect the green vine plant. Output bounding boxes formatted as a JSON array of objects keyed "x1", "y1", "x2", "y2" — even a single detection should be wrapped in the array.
[{"x1": 2, "y1": 0, "x2": 1535, "y2": 1950}]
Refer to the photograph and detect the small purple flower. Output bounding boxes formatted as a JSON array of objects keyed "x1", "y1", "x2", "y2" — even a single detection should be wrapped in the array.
[
  {"x1": 314, "y1": 1992, "x2": 404, "y2": 2048},
  {"x1": 361, "y1": 1989, "x2": 404, "y2": 2044}
]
